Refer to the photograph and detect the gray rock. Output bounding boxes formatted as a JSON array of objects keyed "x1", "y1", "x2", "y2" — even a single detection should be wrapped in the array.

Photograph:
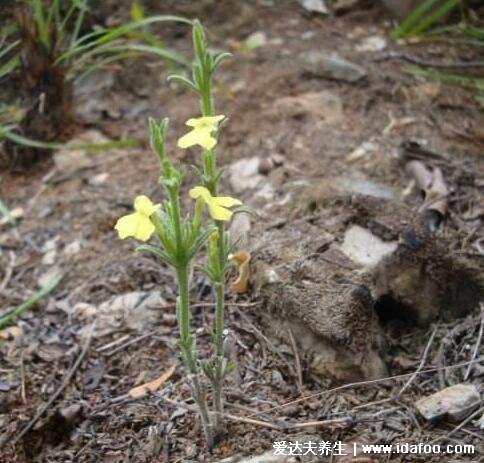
[
  {"x1": 478, "y1": 413, "x2": 484, "y2": 430},
  {"x1": 341, "y1": 225, "x2": 398, "y2": 269},
  {"x1": 415, "y1": 384, "x2": 481, "y2": 422},
  {"x1": 300, "y1": 0, "x2": 329, "y2": 15},
  {"x1": 301, "y1": 51, "x2": 366, "y2": 82}
]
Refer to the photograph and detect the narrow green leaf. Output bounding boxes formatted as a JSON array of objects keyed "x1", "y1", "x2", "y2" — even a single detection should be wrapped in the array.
[
  {"x1": 408, "y1": 0, "x2": 461, "y2": 37},
  {"x1": 0, "y1": 126, "x2": 138, "y2": 151},
  {"x1": 136, "y1": 244, "x2": 175, "y2": 267},
  {"x1": 392, "y1": 0, "x2": 462, "y2": 39},
  {"x1": 0, "y1": 276, "x2": 62, "y2": 330},
  {"x1": 167, "y1": 74, "x2": 198, "y2": 92}
]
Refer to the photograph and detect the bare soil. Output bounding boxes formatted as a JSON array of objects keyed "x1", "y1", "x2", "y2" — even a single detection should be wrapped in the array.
[{"x1": 1, "y1": 1, "x2": 483, "y2": 462}]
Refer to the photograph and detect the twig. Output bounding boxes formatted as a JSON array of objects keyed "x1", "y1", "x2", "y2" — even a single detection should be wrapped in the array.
[
  {"x1": 464, "y1": 303, "x2": 484, "y2": 381},
  {"x1": 158, "y1": 394, "x2": 355, "y2": 431},
  {"x1": 245, "y1": 357, "x2": 484, "y2": 419},
  {"x1": 5, "y1": 322, "x2": 95, "y2": 448},
  {"x1": 375, "y1": 52, "x2": 484, "y2": 69},
  {"x1": 104, "y1": 330, "x2": 156, "y2": 357},
  {"x1": 287, "y1": 327, "x2": 303, "y2": 393},
  {"x1": 290, "y1": 417, "x2": 353, "y2": 430},
  {"x1": 223, "y1": 413, "x2": 282, "y2": 431},
  {"x1": 397, "y1": 326, "x2": 438, "y2": 398},
  {"x1": 432, "y1": 406, "x2": 484, "y2": 444},
  {"x1": 436, "y1": 318, "x2": 474, "y2": 388},
  {"x1": 96, "y1": 334, "x2": 131, "y2": 353}
]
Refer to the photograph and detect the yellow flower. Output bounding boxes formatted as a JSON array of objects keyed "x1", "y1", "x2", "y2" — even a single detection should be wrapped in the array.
[
  {"x1": 189, "y1": 186, "x2": 241, "y2": 221},
  {"x1": 177, "y1": 115, "x2": 225, "y2": 150},
  {"x1": 115, "y1": 195, "x2": 160, "y2": 241}
]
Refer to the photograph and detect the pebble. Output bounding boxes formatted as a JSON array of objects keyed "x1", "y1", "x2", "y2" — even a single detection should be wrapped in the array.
[
  {"x1": 415, "y1": 384, "x2": 481, "y2": 422},
  {"x1": 300, "y1": 50, "x2": 367, "y2": 82},
  {"x1": 356, "y1": 36, "x2": 387, "y2": 52},
  {"x1": 300, "y1": 0, "x2": 329, "y2": 15}
]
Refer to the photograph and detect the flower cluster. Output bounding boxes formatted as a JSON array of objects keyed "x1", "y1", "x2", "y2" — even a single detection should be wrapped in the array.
[{"x1": 115, "y1": 116, "x2": 241, "y2": 241}]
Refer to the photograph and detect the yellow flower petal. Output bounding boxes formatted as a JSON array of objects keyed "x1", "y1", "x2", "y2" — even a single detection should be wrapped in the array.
[
  {"x1": 133, "y1": 216, "x2": 156, "y2": 241},
  {"x1": 189, "y1": 186, "x2": 212, "y2": 202},
  {"x1": 178, "y1": 115, "x2": 225, "y2": 150},
  {"x1": 134, "y1": 195, "x2": 159, "y2": 216},
  {"x1": 177, "y1": 127, "x2": 216, "y2": 150},
  {"x1": 212, "y1": 196, "x2": 242, "y2": 208},
  {"x1": 207, "y1": 202, "x2": 233, "y2": 221},
  {"x1": 189, "y1": 186, "x2": 241, "y2": 222},
  {"x1": 115, "y1": 213, "x2": 139, "y2": 239},
  {"x1": 115, "y1": 195, "x2": 158, "y2": 241},
  {"x1": 186, "y1": 115, "x2": 225, "y2": 128},
  {"x1": 115, "y1": 213, "x2": 155, "y2": 241}
]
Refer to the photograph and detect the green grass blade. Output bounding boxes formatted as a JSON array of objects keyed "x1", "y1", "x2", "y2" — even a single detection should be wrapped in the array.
[
  {"x1": 406, "y1": 66, "x2": 484, "y2": 92},
  {"x1": 392, "y1": 0, "x2": 442, "y2": 38},
  {"x1": 71, "y1": 0, "x2": 89, "y2": 46},
  {"x1": 73, "y1": 52, "x2": 137, "y2": 84},
  {"x1": 97, "y1": 43, "x2": 189, "y2": 66},
  {"x1": 94, "y1": 15, "x2": 192, "y2": 45},
  {"x1": 58, "y1": 15, "x2": 191, "y2": 65},
  {"x1": 31, "y1": 0, "x2": 49, "y2": 47},
  {"x1": 392, "y1": 0, "x2": 462, "y2": 39},
  {"x1": 0, "y1": 126, "x2": 138, "y2": 151},
  {"x1": 408, "y1": 0, "x2": 461, "y2": 37},
  {"x1": 0, "y1": 55, "x2": 20, "y2": 80},
  {"x1": 0, "y1": 39, "x2": 20, "y2": 60},
  {"x1": 0, "y1": 276, "x2": 62, "y2": 330}
]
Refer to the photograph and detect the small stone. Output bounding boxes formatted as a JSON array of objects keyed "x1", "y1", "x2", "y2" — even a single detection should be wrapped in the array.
[
  {"x1": 59, "y1": 403, "x2": 82, "y2": 423},
  {"x1": 301, "y1": 50, "x2": 367, "y2": 82},
  {"x1": 356, "y1": 36, "x2": 387, "y2": 52},
  {"x1": 342, "y1": 225, "x2": 397, "y2": 268},
  {"x1": 415, "y1": 384, "x2": 481, "y2": 422},
  {"x1": 229, "y1": 157, "x2": 265, "y2": 193},
  {"x1": 89, "y1": 172, "x2": 109, "y2": 186},
  {"x1": 477, "y1": 413, "x2": 484, "y2": 430},
  {"x1": 300, "y1": 0, "x2": 329, "y2": 15},
  {"x1": 64, "y1": 240, "x2": 82, "y2": 256}
]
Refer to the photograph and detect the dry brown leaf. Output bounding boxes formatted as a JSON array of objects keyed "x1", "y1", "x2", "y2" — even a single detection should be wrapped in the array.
[
  {"x1": 405, "y1": 160, "x2": 448, "y2": 217},
  {"x1": 128, "y1": 364, "x2": 176, "y2": 399},
  {"x1": 0, "y1": 326, "x2": 23, "y2": 340},
  {"x1": 229, "y1": 251, "x2": 251, "y2": 294}
]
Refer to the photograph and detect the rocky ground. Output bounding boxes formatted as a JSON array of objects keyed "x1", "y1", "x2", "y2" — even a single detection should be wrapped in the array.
[{"x1": 1, "y1": 1, "x2": 483, "y2": 462}]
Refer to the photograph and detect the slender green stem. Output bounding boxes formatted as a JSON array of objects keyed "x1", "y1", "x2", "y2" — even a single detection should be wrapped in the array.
[
  {"x1": 169, "y1": 188, "x2": 186, "y2": 264},
  {"x1": 176, "y1": 266, "x2": 191, "y2": 345},
  {"x1": 175, "y1": 265, "x2": 214, "y2": 448}
]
